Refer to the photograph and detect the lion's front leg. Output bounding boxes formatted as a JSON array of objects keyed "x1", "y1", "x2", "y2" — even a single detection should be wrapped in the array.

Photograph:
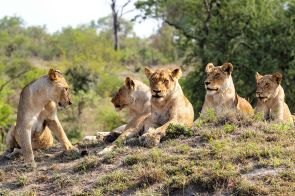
[
  {"x1": 255, "y1": 101, "x2": 269, "y2": 120},
  {"x1": 271, "y1": 102, "x2": 284, "y2": 122},
  {"x1": 16, "y1": 123, "x2": 36, "y2": 168},
  {"x1": 47, "y1": 118, "x2": 78, "y2": 153},
  {"x1": 140, "y1": 120, "x2": 174, "y2": 147}
]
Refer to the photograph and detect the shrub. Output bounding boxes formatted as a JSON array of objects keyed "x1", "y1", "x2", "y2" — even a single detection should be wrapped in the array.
[{"x1": 162, "y1": 124, "x2": 194, "y2": 140}]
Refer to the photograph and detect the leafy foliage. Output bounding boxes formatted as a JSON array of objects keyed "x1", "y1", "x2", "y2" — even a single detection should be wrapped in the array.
[{"x1": 136, "y1": 0, "x2": 295, "y2": 114}]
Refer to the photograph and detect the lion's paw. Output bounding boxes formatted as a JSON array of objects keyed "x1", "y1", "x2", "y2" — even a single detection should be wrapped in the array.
[{"x1": 140, "y1": 133, "x2": 161, "y2": 148}]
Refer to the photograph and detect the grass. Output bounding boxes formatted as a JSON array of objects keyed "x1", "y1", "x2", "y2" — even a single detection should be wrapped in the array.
[
  {"x1": 0, "y1": 109, "x2": 295, "y2": 195},
  {"x1": 15, "y1": 175, "x2": 28, "y2": 187}
]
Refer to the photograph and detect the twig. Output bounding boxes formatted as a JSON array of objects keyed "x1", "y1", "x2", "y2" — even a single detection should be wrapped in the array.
[{"x1": 0, "y1": 70, "x2": 28, "y2": 93}]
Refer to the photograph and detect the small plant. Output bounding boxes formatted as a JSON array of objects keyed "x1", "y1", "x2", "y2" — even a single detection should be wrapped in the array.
[
  {"x1": 97, "y1": 170, "x2": 134, "y2": 194},
  {"x1": 163, "y1": 124, "x2": 194, "y2": 140},
  {"x1": 15, "y1": 175, "x2": 28, "y2": 187},
  {"x1": 74, "y1": 155, "x2": 101, "y2": 172},
  {"x1": 253, "y1": 112, "x2": 264, "y2": 121},
  {"x1": 200, "y1": 108, "x2": 217, "y2": 122},
  {"x1": 223, "y1": 123, "x2": 235, "y2": 134},
  {"x1": 175, "y1": 144, "x2": 190, "y2": 154},
  {"x1": 53, "y1": 174, "x2": 75, "y2": 189},
  {"x1": 101, "y1": 151, "x2": 118, "y2": 164},
  {"x1": 123, "y1": 154, "x2": 142, "y2": 166}
]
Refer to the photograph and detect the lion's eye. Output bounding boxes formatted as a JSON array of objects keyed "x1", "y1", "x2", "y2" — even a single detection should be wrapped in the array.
[
  {"x1": 215, "y1": 73, "x2": 220, "y2": 78},
  {"x1": 265, "y1": 83, "x2": 270, "y2": 87},
  {"x1": 163, "y1": 79, "x2": 169, "y2": 84}
]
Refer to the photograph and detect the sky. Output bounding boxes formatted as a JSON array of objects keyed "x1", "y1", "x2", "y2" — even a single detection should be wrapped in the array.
[{"x1": 0, "y1": 0, "x2": 160, "y2": 38}]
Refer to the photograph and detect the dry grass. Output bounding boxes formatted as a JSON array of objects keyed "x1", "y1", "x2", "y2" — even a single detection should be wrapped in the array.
[{"x1": 0, "y1": 109, "x2": 295, "y2": 195}]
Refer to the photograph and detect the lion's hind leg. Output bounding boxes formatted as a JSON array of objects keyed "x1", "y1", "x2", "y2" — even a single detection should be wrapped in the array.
[{"x1": 32, "y1": 126, "x2": 54, "y2": 149}]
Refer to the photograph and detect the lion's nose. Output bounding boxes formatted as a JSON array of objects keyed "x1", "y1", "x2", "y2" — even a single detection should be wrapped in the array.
[
  {"x1": 205, "y1": 81, "x2": 210, "y2": 85},
  {"x1": 153, "y1": 89, "x2": 161, "y2": 94}
]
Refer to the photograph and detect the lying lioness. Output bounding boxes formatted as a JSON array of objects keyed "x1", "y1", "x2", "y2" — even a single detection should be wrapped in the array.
[
  {"x1": 84, "y1": 77, "x2": 151, "y2": 143},
  {"x1": 200, "y1": 62, "x2": 253, "y2": 116},
  {"x1": 3, "y1": 69, "x2": 77, "y2": 168},
  {"x1": 255, "y1": 72, "x2": 293, "y2": 124}
]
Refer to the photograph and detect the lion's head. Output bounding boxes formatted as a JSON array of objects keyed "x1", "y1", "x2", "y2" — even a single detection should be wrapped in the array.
[
  {"x1": 255, "y1": 72, "x2": 282, "y2": 102},
  {"x1": 204, "y1": 62, "x2": 233, "y2": 95},
  {"x1": 111, "y1": 77, "x2": 136, "y2": 111},
  {"x1": 144, "y1": 67, "x2": 182, "y2": 101},
  {"x1": 48, "y1": 69, "x2": 72, "y2": 108}
]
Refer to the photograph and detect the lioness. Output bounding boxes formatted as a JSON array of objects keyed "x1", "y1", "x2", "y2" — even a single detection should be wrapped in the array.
[
  {"x1": 255, "y1": 72, "x2": 293, "y2": 124},
  {"x1": 84, "y1": 77, "x2": 151, "y2": 143},
  {"x1": 140, "y1": 67, "x2": 194, "y2": 147},
  {"x1": 201, "y1": 62, "x2": 253, "y2": 116},
  {"x1": 3, "y1": 69, "x2": 77, "y2": 168}
]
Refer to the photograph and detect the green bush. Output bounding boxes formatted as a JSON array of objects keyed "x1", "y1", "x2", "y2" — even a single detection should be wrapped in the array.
[{"x1": 162, "y1": 124, "x2": 194, "y2": 140}]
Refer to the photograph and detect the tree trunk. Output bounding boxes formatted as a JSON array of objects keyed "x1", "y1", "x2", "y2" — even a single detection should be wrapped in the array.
[{"x1": 111, "y1": 0, "x2": 119, "y2": 51}]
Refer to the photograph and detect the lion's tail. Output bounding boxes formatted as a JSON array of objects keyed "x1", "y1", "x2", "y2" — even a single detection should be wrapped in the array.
[{"x1": 6, "y1": 123, "x2": 18, "y2": 149}]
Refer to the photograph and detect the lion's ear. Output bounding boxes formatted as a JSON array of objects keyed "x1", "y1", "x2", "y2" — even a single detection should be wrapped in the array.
[
  {"x1": 205, "y1": 63, "x2": 214, "y2": 73},
  {"x1": 272, "y1": 72, "x2": 282, "y2": 84},
  {"x1": 171, "y1": 68, "x2": 182, "y2": 80},
  {"x1": 144, "y1": 67, "x2": 153, "y2": 78},
  {"x1": 48, "y1": 69, "x2": 59, "y2": 81},
  {"x1": 125, "y1": 77, "x2": 135, "y2": 89},
  {"x1": 221, "y1": 62, "x2": 233, "y2": 75},
  {"x1": 255, "y1": 72, "x2": 263, "y2": 81}
]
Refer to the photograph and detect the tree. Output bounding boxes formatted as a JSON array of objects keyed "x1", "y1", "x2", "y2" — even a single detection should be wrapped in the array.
[
  {"x1": 109, "y1": 0, "x2": 134, "y2": 50},
  {"x1": 135, "y1": 0, "x2": 295, "y2": 114}
]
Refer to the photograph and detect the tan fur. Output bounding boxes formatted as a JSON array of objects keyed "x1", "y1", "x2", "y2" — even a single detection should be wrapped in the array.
[
  {"x1": 139, "y1": 67, "x2": 194, "y2": 147},
  {"x1": 255, "y1": 72, "x2": 293, "y2": 124},
  {"x1": 87, "y1": 77, "x2": 151, "y2": 144},
  {"x1": 4, "y1": 69, "x2": 76, "y2": 167},
  {"x1": 201, "y1": 62, "x2": 253, "y2": 117},
  {"x1": 99, "y1": 67, "x2": 194, "y2": 154}
]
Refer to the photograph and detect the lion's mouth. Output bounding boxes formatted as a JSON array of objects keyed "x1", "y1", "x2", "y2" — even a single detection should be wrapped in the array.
[
  {"x1": 206, "y1": 87, "x2": 219, "y2": 91},
  {"x1": 114, "y1": 104, "x2": 127, "y2": 111},
  {"x1": 258, "y1": 96, "x2": 268, "y2": 100},
  {"x1": 152, "y1": 94, "x2": 163, "y2": 98}
]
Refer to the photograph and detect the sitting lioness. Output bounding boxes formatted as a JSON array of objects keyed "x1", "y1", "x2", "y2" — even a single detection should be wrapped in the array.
[
  {"x1": 99, "y1": 67, "x2": 194, "y2": 153},
  {"x1": 84, "y1": 77, "x2": 151, "y2": 143},
  {"x1": 140, "y1": 67, "x2": 194, "y2": 147},
  {"x1": 3, "y1": 69, "x2": 77, "y2": 168},
  {"x1": 255, "y1": 72, "x2": 293, "y2": 124},
  {"x1": 200, "y1": 62, "x2": 253, "y2": 116}
]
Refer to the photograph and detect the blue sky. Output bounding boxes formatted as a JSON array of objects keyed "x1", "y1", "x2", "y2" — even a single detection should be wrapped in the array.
[{"x1": 0, "y1": 0, "x2": 159, "y2": 37}]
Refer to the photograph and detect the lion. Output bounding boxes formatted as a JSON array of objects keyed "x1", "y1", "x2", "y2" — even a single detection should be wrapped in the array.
[
  {"x1": 84, "y1": 77, "x2": 151, "y2": 144},
  {"x1": 200, "y1": 62, "x2": 254, "y2": 117},
  {"x1": 3, "y1": 69, "x2": 77, "y2": 168},
  {"x1": 255, "y1": 72, "x2": 293, "y2": 124},
  {"x1": 99, "y1": 67, "x2": 194, "y2": 153}
]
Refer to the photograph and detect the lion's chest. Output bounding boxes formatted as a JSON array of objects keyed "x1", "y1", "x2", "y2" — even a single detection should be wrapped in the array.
[{"x1": 151, "y1": 107, "x2": 170, "y2": 126}]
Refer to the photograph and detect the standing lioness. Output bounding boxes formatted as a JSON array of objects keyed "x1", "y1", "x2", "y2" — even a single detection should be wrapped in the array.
[
  {"x1": 255, "y1": 72, "x2": 293, "y2": 124},
  {"x1": 201, "y1": 62, "x2": 253, "y2": 116},
  {"x1": 3, "y1": 69, "x2": 76, "y2": 168}
]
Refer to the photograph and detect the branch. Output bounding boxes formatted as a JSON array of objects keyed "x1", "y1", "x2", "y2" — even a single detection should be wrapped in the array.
[
  {"x1": 120, "y1": 0, "x2": 132, "y2": 16},
  {"x1": 121, "y1": 9, "x2": 135, "y2": 16},
  {"x1": 0, "y1": 70, "x2": 28, "y2": 93},
  {"x1": 203, "y1": 0, "x2": 215, "y2": 35},
  {"x1": 164, "y1": 19, "x2": 198, "y2": 40}
]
